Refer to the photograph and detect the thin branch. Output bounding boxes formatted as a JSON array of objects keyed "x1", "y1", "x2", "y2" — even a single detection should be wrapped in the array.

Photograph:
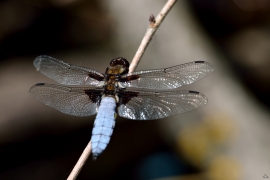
[
  {"x1": 67, "y1": 141, "x2": 92, "y2": 180},
  {"x1": 67, "y1": 0, "x2": 177, "y2": 179},
  {"x1": 129, "y1": 0, "x2": 178, "y2": 73}
]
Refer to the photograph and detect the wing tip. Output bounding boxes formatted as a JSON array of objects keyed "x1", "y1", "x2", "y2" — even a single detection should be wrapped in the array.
[
  {"x1": 188, "y1": 90, "x2": 200, "y2": 94},
  {"x1": 35, "y1": 83, "x2": 46, "y2": 86},
  {"x1": 33, "y1": 55, "x2": 43, "y2": 70},
  {"x1": 188, "y1": 90, "x2": 208, "y2": 104},
  {"x1": 195, "y1": 60, "x2": 205, "y2": 64},
  {"x1": 29, "y1": 83, "x2": 45, "y2": 94},
  {"x1": 195, "y1": 61, "x2": 215, "y2": 73},
  {"x1": 33, "y1": 55, "x2": 52, "y2": 70}
]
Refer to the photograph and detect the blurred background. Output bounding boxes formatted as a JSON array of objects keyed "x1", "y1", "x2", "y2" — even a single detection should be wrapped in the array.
[{"x1": 0, "y1": 0, "x2": 270, "y2": 179}]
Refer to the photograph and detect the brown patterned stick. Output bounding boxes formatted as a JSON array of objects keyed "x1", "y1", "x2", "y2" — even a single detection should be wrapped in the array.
[
  {"x1": 67, "y1": 0, "x2": 177, "y2": 179},
  {"x1": 67, "y1": 141, "x2": 92, "y2": 180},
  {"x1": 129, "y1": 0, "x2": 178, "y2": 73}
]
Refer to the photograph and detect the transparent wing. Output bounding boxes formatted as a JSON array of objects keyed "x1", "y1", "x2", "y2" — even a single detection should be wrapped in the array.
[
  {"x1": 118, "y1": 90, "x2": 207, "y2": 120},
  {"x1": 121, "y1": 61, "x2": 214, "y2": 90},
  {"x1": 29, "y1": 83, "x2": 103, "y2": 116},
  {"x1": 34, "y1": 55, "x2": 105, "y2": 85}
]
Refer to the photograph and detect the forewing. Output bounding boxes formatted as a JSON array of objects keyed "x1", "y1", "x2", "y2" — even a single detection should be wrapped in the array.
[
  {"x1": 118, "y1": 90, "x2": 207, "y2": 120},
  {"x1": 121, "y1": 61, "x2": 214, "y2": 90},
  {"x1": 29, "y1": 83, "x2": 103, "y2": 116},
  {"x1": 34, "y1": 55, "x2": 105, "y2": 85}
]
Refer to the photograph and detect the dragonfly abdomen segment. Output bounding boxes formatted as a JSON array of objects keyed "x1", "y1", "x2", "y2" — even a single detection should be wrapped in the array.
[{"x1": 91, "y1": 97, "x2": 116, "y2": 159}]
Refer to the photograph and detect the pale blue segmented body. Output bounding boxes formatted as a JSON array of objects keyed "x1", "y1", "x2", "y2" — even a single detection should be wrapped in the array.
[{"x1": 91, "y1": 97, "x2": 116, "y2": 159}]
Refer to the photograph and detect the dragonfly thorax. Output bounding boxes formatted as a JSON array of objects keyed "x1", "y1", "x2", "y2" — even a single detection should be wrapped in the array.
[
  {"x1": 103, "y1": 74, "x2": 119, "y2": 96},
  {"x1": 102, "y1": 57, "x2": 130, "y2": 96}
]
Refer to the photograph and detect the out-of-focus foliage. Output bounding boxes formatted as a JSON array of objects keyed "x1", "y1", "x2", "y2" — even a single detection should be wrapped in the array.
[
  {"x1": 189, "y1": 0, "x2": 270, "y2": 108},
  {"x1": 177, "y1": 114, "x2": 240, "y2": 179}
]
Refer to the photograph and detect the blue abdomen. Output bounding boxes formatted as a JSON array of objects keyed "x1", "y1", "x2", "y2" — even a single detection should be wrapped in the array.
[{"x1": 91, "y1": 97, "x2": 116, "y2": 159}]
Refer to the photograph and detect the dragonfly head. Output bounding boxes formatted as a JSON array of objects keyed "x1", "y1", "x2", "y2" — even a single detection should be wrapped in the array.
[{"x1": 109, "y1": 57, "x2": 129, "y2": 74}]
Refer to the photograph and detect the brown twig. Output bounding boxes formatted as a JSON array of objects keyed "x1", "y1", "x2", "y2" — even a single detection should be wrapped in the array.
[
  {"x1": 67, "y1": 141, "x2": 91, "y2": 180},
  {"x1": 129, "y1": 0, "x2": 177, "y2": 73},
  {"x1": 67, "y1": 0, "x2": 177, "y2": 179}
]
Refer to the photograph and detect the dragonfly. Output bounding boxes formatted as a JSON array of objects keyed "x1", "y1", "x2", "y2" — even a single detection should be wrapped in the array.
[{"x1": 29, "y1": 55, "x2": 214, "y2": 159}]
